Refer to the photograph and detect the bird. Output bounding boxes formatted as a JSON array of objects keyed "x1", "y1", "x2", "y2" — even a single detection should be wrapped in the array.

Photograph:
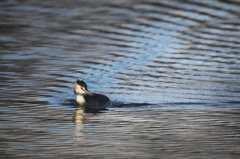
[{"x1": 74, "y1": 80, "x2": 110, "y2": 106}]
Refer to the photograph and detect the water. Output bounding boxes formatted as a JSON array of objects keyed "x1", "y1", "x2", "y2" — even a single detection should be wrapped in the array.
[{"x1": 1, "y1": 0, "x2": 240, "y2": 158}]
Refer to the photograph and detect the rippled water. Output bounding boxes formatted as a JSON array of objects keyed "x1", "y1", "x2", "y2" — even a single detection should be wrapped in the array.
[{"x1": 1, "y1": 0, "x2": 240, "y2": 158}]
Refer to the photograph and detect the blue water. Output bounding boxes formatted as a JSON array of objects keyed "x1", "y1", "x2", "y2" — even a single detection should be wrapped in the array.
[{"x1": 0, "y1": 0, "x2": 240, "y2": 158}]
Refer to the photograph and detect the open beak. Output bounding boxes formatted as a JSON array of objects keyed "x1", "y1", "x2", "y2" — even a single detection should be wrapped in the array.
[{"x1": 83, "y1": 89, "x2": 93, "y2": 96}]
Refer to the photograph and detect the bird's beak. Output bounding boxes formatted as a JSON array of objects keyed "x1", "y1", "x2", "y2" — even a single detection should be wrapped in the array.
[{"x1": 84, "y1": 89, "x2": 93, "y2": 96}]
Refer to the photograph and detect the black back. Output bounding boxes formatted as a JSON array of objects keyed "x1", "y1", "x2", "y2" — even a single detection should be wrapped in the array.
[{"x1": 84, "y1": 93, "x2": 109, "y2": 106}]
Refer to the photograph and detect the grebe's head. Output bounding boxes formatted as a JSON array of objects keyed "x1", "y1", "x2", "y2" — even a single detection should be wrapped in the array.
[{"x1": 74, "y1": 80, "x2": 93, "y2": 96}]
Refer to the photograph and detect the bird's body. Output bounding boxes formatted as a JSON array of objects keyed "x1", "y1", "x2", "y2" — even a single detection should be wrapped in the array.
[
  {"x1": 74, "y1": 80, "x2": 109, "y2": 106},
  {"x1": 84, "y1": 93, "x2": 109, "y2": 105}
]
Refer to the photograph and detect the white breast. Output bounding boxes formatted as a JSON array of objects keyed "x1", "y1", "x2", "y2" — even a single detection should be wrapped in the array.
[{"x1": 76, "y1": 94, "x2": 86, "y2": 104}]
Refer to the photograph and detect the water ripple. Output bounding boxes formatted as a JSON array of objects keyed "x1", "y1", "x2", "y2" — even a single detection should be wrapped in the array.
[{"x1": 1, "y1": 0, "x2": 240, "y2": 158}]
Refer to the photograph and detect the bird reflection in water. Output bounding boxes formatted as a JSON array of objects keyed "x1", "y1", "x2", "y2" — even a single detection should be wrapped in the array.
[
  {"x1": 73, "y1": 104, "x2": 87, "y2": 124},
  {"x1": 72, "y1": 104, "x2": 86, "y2": 140}
]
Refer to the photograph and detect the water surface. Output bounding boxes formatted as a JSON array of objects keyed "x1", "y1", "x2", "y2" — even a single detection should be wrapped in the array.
[{"x1": 0, "y1": 0, "x2": 240, "y2": 158}]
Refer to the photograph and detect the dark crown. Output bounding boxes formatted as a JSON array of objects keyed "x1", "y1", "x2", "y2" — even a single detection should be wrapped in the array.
[{"x1": 76, "y1": 80, "x2": 88, "y2": 90}]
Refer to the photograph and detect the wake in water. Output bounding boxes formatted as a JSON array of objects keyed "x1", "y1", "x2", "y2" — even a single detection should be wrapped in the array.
[{"x1": 61, "y1": 98, "x2": 240, "y2": 112}]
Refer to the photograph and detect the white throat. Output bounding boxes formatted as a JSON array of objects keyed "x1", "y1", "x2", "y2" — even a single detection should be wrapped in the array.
[{"x1": 76, "y1": 94, "x2": 86, "y2": 105}]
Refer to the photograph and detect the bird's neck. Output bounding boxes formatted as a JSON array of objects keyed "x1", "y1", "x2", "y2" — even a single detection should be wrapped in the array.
[{"x1": 76, "y1": 94, "x2": 86, "y2": 105}]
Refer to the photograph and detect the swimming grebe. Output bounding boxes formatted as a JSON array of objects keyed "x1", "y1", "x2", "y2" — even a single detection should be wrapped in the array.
[{"x1": 74, "y1": 80, "x2": 109, "y2": 106}]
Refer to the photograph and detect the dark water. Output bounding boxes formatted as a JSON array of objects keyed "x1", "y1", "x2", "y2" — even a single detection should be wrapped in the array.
[{"x1": 1, "y1": 0, "x2": 240, "y2": 158}]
